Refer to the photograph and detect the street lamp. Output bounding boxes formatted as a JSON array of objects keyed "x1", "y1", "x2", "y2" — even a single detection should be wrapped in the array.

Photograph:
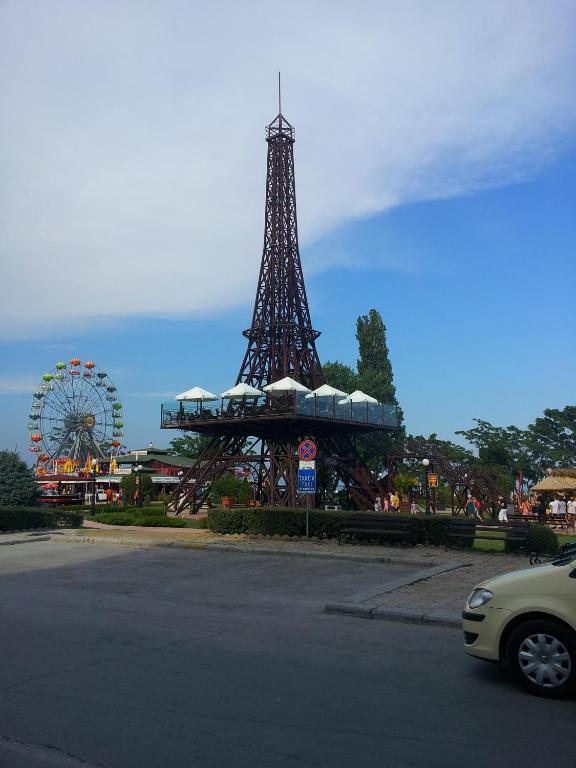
[
  {"x1": 133, "y1": 463, "x2": 144, "y2": 507},
  {"x1": 422, "y1": 458, "x2": 431, "y2": 515},
  {"x1": 90, "y1": 458, "x2": 98, "y2": 517}
]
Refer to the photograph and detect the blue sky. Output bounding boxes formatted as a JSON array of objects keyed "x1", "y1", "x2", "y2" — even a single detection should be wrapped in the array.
[
  {"x1": 1, "y1": 1, "x2": 575, "y2": 460},
  {"x1": 2, "y1": 146, "x2": 575, "y2": 457}
]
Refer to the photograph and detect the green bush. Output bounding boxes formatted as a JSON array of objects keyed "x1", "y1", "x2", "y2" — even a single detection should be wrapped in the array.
[
  {"x1": 0, "y1": 506, "x2": 82, "y2": 531},
  {"x1": 524, "y1": 524, "x2": 558, "y2": 555},
  {"x1": 90, "y1": 512, "x2": 186, "y2": 528},
  {"x1": 186, "y1": 517, "x2": 208, "y2": 529},
  {"x1": 92, "y1": 512, "x2": 136, "y2": 526},
  {"x1": 207, "y1": 508, "x2": 247, "y2": 534},
  {"x1": 137, "y1": 517, "x2": 187, "y2": 528},
  {"x1": 207, "y1": 507, "x2": 424, "y2": 541}
]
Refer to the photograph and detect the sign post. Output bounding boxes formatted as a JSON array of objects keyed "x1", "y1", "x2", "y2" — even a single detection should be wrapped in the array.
[{"x1": 297, "y1": 440, "x2": 317, "y2": 537}]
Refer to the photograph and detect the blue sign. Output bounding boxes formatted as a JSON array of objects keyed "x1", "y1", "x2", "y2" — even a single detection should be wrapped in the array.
[{"x1": 297, "y1": 468, "x2": 316, "y2": 493}]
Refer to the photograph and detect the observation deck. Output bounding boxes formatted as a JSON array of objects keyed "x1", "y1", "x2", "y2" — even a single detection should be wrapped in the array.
[{"x1": 161, "y1": 393, "x2": 397, "y2": 439}]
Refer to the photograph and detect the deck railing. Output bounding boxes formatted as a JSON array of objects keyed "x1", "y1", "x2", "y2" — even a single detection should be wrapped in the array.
[{"x1": 161, "y1": 393, "x2": 397, "y2": 429}]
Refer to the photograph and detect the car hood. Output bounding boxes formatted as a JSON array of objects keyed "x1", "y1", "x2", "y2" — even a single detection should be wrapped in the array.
[{"x1": 478, "y1": 560, "x2": 576, "y2": 596}]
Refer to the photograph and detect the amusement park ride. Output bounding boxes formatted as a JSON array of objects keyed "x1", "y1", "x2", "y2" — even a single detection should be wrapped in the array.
[
  {"x1": 162, "y1": 98, "x2": 399, "y2": 513},
  {"x1": 29, "y1": 359, "x2": 123, "y2": 479}
]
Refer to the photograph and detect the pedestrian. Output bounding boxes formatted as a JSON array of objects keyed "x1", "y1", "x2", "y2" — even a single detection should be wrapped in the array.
[
  {"x1": 390, "y1": 491, "x2": 400, "y2": 514},
  {"x1": 497, "y1": 495, "x2": 508, "y2": 523},
  {"x1": 374, "y1": 495, "x2": 382, "y2": 514},
  {"x1": 535, "y1": 494, "x2": 547, "y2": 523},
  {"x1": 410, "y1": 499, "x2": 417, "y2": 515},
  {"x1": 474, "y1": 496, "x2": 483, "y2": 522},
  {"x1": 465, "y1": 496, "x2": 476, "y2": 519},
  {"x1": 382, "y1": 495, "x2": 390, "y2": 513}
]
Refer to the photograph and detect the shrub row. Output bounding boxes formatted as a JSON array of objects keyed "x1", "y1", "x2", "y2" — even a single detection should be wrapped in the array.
[
  {"x1": 207, "y1": 508, "x2": 449, "y2": 543},
  {"x1": 89, "y1": 511, "x2": 198, "y2": 528},
  {"x1": 0, "y1": 506, "x2": 83, "y2": 531},
  {"x1": 206, "y1": 508, "x2": 558, "y2": 553}
]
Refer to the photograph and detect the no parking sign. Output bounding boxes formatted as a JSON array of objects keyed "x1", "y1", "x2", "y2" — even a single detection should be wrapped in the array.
[{"x1": 297, "y1": 439, "x2": 317, "y2": 462}]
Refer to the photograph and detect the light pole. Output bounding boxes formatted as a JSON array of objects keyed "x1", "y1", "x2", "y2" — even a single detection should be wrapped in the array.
[
  {"x1": 134, "y1": 464, "x2": 144, "y2": 507},
  {"x1": 422, "y1": 458, "x2": 430, "y2": 515},
  {"x1": 90, "y1": 458, "x2": 98, "y2": 517}
]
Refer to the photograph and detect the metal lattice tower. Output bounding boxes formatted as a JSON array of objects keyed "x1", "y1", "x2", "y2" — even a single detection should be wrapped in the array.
[
  {"x1": 162, "y1": 96, "x2": 397, "y2": 513},
  {"x1": 237, "y1": 111, "x2": 324, "y2": 390}
]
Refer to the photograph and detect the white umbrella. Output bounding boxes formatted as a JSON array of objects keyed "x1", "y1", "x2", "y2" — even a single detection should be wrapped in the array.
[
  {"x1": 220, "y1": 383, "x2": 265, "y2": 398},
  {"x1": 175, "y1": 386, "x2": 218, "y2": 401},
  {"x1": 305, "y1": 383, "x2": 348, "y2": 399},
  {"x1": 262, "y1": 376, "x2": 311, "y2": 394},
  {"x1": 337, "y1": 389, "x2": 379, "y2": 404}
]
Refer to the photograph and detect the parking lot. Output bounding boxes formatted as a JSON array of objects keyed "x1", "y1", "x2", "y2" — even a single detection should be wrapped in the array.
[{"x1": 0, "y1": 541, "x2": 573, "y2": 767}]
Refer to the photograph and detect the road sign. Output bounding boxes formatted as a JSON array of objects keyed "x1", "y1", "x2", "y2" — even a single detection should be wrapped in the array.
[
  {"x1": 299, "y1": 460, "x2": 315, "y2": 470},
  {"x1": 297, "y1": 439, "x2": 317, "y2": 462},
  {"x1": 297, "y1": 468, "x2": 316, "y2": 493},
  {"x1": 428, "y1": 473, "x2": 438, "y2": 488}
]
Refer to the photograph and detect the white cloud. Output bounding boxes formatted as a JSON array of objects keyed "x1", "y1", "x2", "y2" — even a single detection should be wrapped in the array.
[
  {"x1": 0, "y1": 376, "x2": 41, "y2": 395},
  {"x1": 0, "y1": 0, "x2": 575, "y2": 339}
]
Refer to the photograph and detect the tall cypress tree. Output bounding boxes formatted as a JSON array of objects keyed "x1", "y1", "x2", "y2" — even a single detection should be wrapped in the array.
[{"x1": 356, "y1": 309, "x2": 403, "y2": 427}]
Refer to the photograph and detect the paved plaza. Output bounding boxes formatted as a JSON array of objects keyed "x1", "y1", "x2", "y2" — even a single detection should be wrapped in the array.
[{"x1": 0, "y1": 538, "x2": 573, "y2": 767}]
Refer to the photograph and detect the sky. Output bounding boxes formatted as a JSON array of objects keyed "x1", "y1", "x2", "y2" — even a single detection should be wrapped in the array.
[{"x1": 1, "y1": 0, "x2": 575, "y2": 458}]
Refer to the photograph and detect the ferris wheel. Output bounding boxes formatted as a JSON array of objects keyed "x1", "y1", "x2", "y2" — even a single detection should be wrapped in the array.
[{"x1": 28, "y1": 358, "x2": 124, "y2": 469}]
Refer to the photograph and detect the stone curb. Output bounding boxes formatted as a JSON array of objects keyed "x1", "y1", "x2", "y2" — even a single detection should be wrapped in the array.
[
  {"x1": 0, "y1": 535, "x2": 52, "y2": 546},
  {"x1": 55, "y1": 534, "x2": 444, "y2": 568},
  {"x1": 324, "y1": 603, "x2": 462, "y2": 629}
]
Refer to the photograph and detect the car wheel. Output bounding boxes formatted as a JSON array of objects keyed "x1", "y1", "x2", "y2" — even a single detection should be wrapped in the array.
[{"x1": 506, "y1": 619, "x2": 576, "y2": 698}]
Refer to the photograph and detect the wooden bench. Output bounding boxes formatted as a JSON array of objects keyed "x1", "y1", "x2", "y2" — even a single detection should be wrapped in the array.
[
  {"x1": 446, "y1": 519, "x2": 530, "y2": 551},
  {"x1": 338, "y1": 515, "x2": 415, "y2": 547}
]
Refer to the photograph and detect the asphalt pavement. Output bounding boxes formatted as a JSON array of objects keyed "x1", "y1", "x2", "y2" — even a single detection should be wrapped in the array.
[{"x1": 0, "y1": 542, "x2": 573, "y2": 768}]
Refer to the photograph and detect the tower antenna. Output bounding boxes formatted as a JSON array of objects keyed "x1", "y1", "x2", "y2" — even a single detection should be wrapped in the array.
[{"x1": 278, "y1": 71, "x2": 281, "y2": 114}]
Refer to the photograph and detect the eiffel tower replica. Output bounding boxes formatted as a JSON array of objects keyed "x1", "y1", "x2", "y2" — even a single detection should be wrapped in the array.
[{"x1": 162, "y1": 94, "x2": 398, "y2": 513}]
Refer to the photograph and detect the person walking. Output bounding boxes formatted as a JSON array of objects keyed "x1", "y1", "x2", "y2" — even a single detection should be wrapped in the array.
[
  {"x1": 497, "y1": 495, "x2": 508, "y2": 523},
  {"x1": 374, "y1": 495, "x2": 382, "y2": 514},
  {"x1": 465, "y1": 495, "x2": 476, "y2": 519},
  {"x1": 390, "y1": 491, "x2": 400, "y2": 514}
]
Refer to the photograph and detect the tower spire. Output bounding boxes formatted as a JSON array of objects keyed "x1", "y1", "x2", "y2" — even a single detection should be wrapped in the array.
[{"x1": 236, "y1": 98, "x2": 324, "y2": 389}]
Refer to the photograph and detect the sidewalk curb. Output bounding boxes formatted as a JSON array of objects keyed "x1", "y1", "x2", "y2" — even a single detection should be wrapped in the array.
[
  {"x1": 56, "y1": 534, "x2": 443, "y2": 568},
  {"x1": 324, "y1": 603, "x2": 462, "y2": 629},
  {"x1": 0, "y1": 535, "x2": 52, "y2": 546}
]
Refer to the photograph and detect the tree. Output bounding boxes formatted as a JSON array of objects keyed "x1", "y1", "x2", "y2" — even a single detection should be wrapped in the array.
[
  {"x1": 525, "y1": 406, "x2": 576, "y2": 475},
  {"x1": 0, "y1": 451, "x2": 40, "y2": 506},
  {"x1": 322, "y1": 361, "x2": 359, "y2": 394},
  {"x1": 408, "y1": 433, "x2": 475, "y2": 464},
  {"x1": 168, "y1": 432, "x2": 212, "y2": 459},
  {"x1": 356, "y1": 309, "x2": 402, "y2": 421},
  {"x1": 121, "y1": 473, "x2": 154, "y2": 504},
  {"x1": 455, "y1": 419, "x2": 537, "y2": 486}
]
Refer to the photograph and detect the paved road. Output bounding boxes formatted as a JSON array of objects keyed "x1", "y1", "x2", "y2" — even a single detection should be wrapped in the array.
[{"x1": 0, "y1": 542, "x2": 573, "y2": 767}]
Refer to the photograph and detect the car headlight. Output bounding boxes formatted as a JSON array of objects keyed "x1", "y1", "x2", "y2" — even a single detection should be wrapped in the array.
[{"x1": 468, "y1": 588, "x2": 494, "y2": 609}]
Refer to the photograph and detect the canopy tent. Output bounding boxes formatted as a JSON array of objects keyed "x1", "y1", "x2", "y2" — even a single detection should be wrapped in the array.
[
  {"x1": 175, "y1": 386, "x2": 218, "y2": 401},
  {"x1": 262, "y1": 377, "x2": 311, "y2": 394},
  {"x1": 531, "y1": 476, "x2": 576, "y2": 492},
  {"x1": 305, "y1": 383, "x2": 348, "y2": 399},
  {"x1": 338, "y1": 390, "x2": 379, "y2": 405},
  {"x1": 220, "y1": 383, "x2": 265, "y2": 398}
]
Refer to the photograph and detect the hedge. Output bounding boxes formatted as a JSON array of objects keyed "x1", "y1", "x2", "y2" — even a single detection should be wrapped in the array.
[
  {"x1": 207, "y1": 508, "x2": 422, "y2": 542},
  {"x1": 90, "y1": 512, "x2": 187, "y2": 528},
  {"x1": 0, "y1": 506, "x2": 83, "y2": 531},
  {"x1": 206, "y1": 508, "x2": 556, "y2": 553}
]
